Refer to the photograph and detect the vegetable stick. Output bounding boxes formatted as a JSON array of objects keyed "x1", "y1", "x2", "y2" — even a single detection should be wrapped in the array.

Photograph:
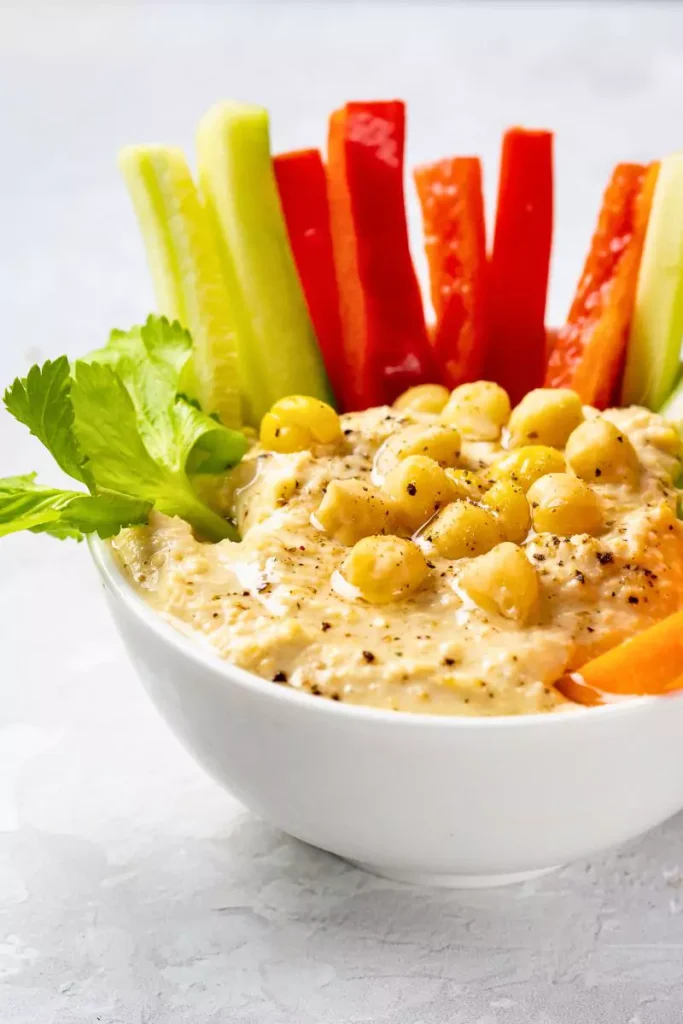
[
  {"x1": 545, "y1": 161, "x2": 659, "y2": 408},
  {"x1": 274, "y1": 149, "x2": 345, "y2": 408},
  {"x1": 414, "y1": 157, "x2": 488, "y2": 388},
  {"x1": 327, "y1": 101, "x2": 437, "y2": 410},
  {"x1": 555, "y1": 609, "x2": 683, "y2": 706},
  {"x1": 483, "y1": 128, "x2": 553, "y2": 405}
]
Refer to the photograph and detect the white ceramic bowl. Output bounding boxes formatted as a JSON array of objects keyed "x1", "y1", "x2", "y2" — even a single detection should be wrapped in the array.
[{"x1": 91, "y1": 537, "x2": 683, "y2": 888}]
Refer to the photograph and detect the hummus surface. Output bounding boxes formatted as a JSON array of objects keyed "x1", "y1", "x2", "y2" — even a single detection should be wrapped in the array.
[{"x1": 114, "y1": 402, "x2": 683, "y2": 716}]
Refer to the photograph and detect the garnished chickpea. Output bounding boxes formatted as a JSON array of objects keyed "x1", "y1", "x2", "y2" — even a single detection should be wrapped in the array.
[
  {"x1": 482, "y1": 479, "x2": 531, "y2": 544},
  {"x1": 384, "y1": 455, "x2": 456, "y2": 530},
  {"x1": 490, "y1": 445, "x2": 565, "y2": 492},
  {"x1": 527, "y1": 473, "x2": 602, "y2": 537},
  {"x1": 508, "y1": 388, "x2": 584, "y2": 449},
  {"x1": 313, "y1": 479, "x2": 397, "y2": 546},
  {"x1": 393, "y1": 383, "x2": 450, "y2": 415},
  {"x1": 339, "y1": 535, "x2": 428, "y2": 604},
  {"x1": 648, "y1": 421, "x2": 682, "y2": 457},
  {"x1": 565, "y1": 418, "x2": 640, "y2": 485},
  {"x1": 388, "y1": 423, "x2": 462, "y2": 467},
  {"x1": 444, "y1": 468, "x2": 491, "y2": 502},
  {"x1": 459, "y1": 542, "x2": 540, "y2": 625},
  {"x1": 260, "y1": 395, "x2": 342, "y2": 453},
  {"x1": 421, "y1": 500, "x2": 502, "y2": 560},
  {"x1": 441, "y1": 381, "x2": 511, "y2": 440}
]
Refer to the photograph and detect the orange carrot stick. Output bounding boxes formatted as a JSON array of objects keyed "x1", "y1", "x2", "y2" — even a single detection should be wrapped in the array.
[
  {"x1": 555, "y1": 609, "x2": 683, "y2": 706},
  {"x1": 545, "y1": 161, "x2": 659, "y2": 408}
]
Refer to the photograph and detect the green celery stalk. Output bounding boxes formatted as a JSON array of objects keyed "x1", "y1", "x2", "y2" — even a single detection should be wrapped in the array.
[
  {"x1": 118, "y1": 146, "x2": 242, "y2": 429},
  {"x1": 621, "y1": 153, "x2": 683, "y2": 410},
  {"x1": 196, "y1": 101, "x2": 333, "y2": 425}
]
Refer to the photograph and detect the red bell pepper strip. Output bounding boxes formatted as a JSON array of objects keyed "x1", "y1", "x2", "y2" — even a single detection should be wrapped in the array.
[
  {"x1": 273, "y1": 149, "x2": 345, "y2": 407},
  {"x1": 414, "y1": 157, "x2": 489, "y2": 388},
  {"x1": 327, "y1": 101, "x2": 437, "y2": 410},
  {"x1": 483, "y1": 128, "x2": 553, "y2": 406},
  {"x1": 545, "y1": 161, "x2": 659, "y2": 408}
]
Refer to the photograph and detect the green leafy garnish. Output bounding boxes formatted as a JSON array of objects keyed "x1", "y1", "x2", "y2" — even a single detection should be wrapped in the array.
[
  {"x1": 4, "y1": 357, "x2": 89, "y2": 484},
  {"x1": 1, "y1": 316, "x2": 248, "y2": 543},
  {"x1": 0, "y1": 475, "x2": 150, "y2": 541}
]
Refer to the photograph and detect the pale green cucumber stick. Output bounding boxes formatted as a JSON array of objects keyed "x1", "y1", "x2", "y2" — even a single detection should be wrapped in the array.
[
  {"x1": 621, "y1": 153, "x2": 683, "y2": 411},
  {"x1": 118, "y1": 146, "x2": 242, "y2": 428},
  {"x1": 196, "y1": 101, "x2": 334, "y2": 425}
]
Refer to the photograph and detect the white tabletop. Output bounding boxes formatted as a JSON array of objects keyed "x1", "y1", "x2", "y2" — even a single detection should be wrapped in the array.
[{"x1": 2, "y1": 3, "x2": 683, "y2": 1021}]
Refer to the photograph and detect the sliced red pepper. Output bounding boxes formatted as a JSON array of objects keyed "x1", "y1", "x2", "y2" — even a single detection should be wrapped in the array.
[
  {"x1": 327, "y1": 101, "x2": 436, "y2": 410},
  {"x1": 483, "y1": 128, "x2": 553, "y2": 406},
  {"x1": 545, "y1": 161, "x2": 659, "y2": 408},
  {"x1": 414, "y1": 157, "x2": 488, "y2": 388},
  {"x1": 273, "y1": 149, "x2": 345, "y2": 407}
]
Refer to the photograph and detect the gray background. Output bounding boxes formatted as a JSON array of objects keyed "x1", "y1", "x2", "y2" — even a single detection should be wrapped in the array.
[{"x1": 2, "y1": 2, "x2": 683, "y2": 1021}]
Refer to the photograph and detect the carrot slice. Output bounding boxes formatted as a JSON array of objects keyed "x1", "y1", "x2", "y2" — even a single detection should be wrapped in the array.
[
  {"x1": 545, "y1": 162, "x2": 659, "y2": 408},
  {"x1": 555, "y1": 609, "x2": 683, "y2": 706},
  {"x1": 414, "y1": 157, "x2": 488, "y2": 388}
]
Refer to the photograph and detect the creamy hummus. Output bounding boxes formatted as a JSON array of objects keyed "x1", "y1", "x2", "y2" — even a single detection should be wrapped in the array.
[{"x1": 114, "y1": 402, "x2": 683, "y2": 716}]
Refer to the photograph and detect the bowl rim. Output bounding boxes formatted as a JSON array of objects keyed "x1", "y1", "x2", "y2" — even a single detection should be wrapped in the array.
[{"x1": 89, "y1": 534, "x2": 661, "y2": 730}]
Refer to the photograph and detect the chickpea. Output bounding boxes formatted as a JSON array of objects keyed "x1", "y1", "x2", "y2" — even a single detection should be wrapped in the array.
[
  {"x1": 565, "y1": 418, "x2": 640, "y2": 485},
  {"x1": 260, "y1": 414, "x2": 310, "y2": 454},
  {"x1": 444, "y1": 468, "x2": 491, "y2": 502},
  {"x1": 339, "y1": 535, "x2": 428, "y2": 604},
  {"x1": 260, "y1": 395, "x2": 342, "y2": 453},
  {"x1": 482, "y1": 479, "x2": 531, "y2": 544},
  {"x1": 527, "y1": 473, "x2": 602, "y2": 537},
  {"x1": 508, "y1": 388, "x2": 584, "y2": 449},
  {"x1": 393, "y1": 383, "x2": 450, "y2": 415},
  {"x1": 421, "y1": 500, "x2": 502, "y2": 560},
  {"x1": 490, "y1": 445, "x2": 566, "y2": 492},
  {"x1": 313, "y1": 479, "x2": 397, "y2": 546},
  {"x1": 459, "y1": 542, "x2": 540, "y2": 625},
  {"x1": 388, "y1": 423, "x2": 462, "y2": 468},
  {"x1": 383, "y1": 455, "x2": 457, "y2": 530},
  {"x1": 441, "y1": 381, "x2": 511, "y2": 440},
  {"x1": 648, "y1": 421, "x2": 682, "y2": 457}
]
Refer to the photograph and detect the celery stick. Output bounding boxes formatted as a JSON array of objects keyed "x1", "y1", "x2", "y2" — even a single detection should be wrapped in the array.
[
  {"x1": 660, "y1": 370, "x2": 683, "y2": 425},
  {"x1": 196, "y1": 102, "x2": 333, "y2": 425},
  {"x1": 118, "y1": 146, "x2": 242, "y2": 428},
  {"x1": 621, "y1": 153, "x2": 683, "y2": 410}
]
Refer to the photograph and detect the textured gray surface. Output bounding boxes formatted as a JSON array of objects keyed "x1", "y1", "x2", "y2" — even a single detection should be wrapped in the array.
[{"x1": 2, "y1": 3, "x2": 683, "y2": 1021}]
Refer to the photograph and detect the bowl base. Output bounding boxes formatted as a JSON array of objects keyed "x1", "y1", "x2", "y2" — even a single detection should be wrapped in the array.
[{"x1": 349, "y1": 861, "x2": 560, "y2": 889}]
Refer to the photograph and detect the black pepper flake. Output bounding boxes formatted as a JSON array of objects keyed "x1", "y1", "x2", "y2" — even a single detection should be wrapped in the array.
[
  {"x1": 628, "y1": 596, "x2": 639, "y2": 604},
  {"x1": 242, "y1": 590, "x2": 250, "y2": 597},
  {"x1": 595, "y1": 468, "x2": 602, "y2": 477},
  {"x1": 533, "y1": 553, "x2": 546, "y2": 562},
  {"x1": 343, "y1": 428, "x2": 353, "y2": 436},
  {"x1": 426, "y1": 560, "x2": 435, "y2": 569},
  {"x1": 310, "y1": 684, "x2": 322, "y2": 696},
  {"x1": 443, "y1": 657, "x2": 456, "y2": 666},
  {"x1": 587, "y1": 626, "x2": 595, "y2": 633},
  {"x1": 362, "y1": 650, "x2": 376, "y2": 663},
  {"x1": 596, "y1": 552, "x2": 614, "y2": 566},
  {"x1": 272, "y1": 671, "x2": 288, "y2": 683},
  {"x1": 321, "y1": 621, "x2": 332, "y2": 632},
  {"x1": 575, "y1": 571, "x2": 586, "y2": 583},
  {"x1": 407, "y1": 482, "x2": 417, "y2": 496}
]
